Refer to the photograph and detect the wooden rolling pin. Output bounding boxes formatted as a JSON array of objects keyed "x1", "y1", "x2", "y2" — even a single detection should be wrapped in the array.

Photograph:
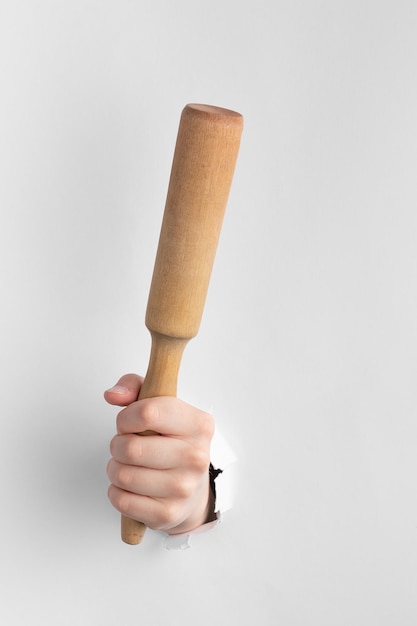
[{"x1": 122, "y1": 103, "x2": 243, "y2": 545}]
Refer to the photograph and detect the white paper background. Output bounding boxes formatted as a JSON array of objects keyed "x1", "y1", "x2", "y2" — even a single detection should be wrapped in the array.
[{"x1": 1, "y1": 1, "x2": 416, "y2": 624}]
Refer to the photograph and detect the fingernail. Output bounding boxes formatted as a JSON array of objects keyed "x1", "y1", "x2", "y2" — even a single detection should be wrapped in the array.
[{"x1": 107, "y1": 384, "x2": 129, "y2": 394}]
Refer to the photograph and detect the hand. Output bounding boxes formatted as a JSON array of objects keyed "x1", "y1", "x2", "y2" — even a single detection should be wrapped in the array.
[{"x1": 104, "y1": 374, "x2": 215, "y2": 535}]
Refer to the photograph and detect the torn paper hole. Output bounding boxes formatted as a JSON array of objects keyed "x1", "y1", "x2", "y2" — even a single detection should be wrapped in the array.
[{"x1": 163, "y1": 533, "x2": 192, "y2": 551}]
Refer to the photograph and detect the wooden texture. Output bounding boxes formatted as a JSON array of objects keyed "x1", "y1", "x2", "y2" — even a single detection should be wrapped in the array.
[{"x1": 122, "y1": 103, "x2": 243, "y2": 545}]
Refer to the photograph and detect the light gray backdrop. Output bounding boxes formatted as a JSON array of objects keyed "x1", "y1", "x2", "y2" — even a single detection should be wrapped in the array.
[{"x1": 1, "y1": 1, "x2": 416, "y2": 625}]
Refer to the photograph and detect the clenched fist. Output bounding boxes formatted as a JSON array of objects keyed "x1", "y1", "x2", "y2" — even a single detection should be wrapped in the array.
[{"x1": 105, "y1": 374, "x2": 215, "y2": 534}]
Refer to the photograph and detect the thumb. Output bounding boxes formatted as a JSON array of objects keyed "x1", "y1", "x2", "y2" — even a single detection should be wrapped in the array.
[{"x1": 104, "y1": 373, "x2": 144, "y2": 406}]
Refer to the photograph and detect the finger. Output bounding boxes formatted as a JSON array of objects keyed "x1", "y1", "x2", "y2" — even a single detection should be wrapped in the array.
[
  {"x1": 107, "y1": 485, "x2": 183, "y2": 531},
  {"x1": 116, "y1": 397, "x2": 214, "y2": 440},
  {"x1": 107, "y1": 459, "x2": 182, "y2": 499},
  {"x1": 110, "y1": 433, "x2": 192, "y2": 470},
  {"x1": 104, "y1": 373, "x2": 144, "y2": 407}
]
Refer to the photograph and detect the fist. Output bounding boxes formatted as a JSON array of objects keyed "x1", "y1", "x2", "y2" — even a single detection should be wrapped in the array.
[{"x1": 105, "y1": 374, "x2": 215, "y2": 534}]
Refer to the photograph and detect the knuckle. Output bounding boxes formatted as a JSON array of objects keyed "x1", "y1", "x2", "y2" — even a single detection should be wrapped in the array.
[
  {"x1": 110, "y1": 435, "x2": 139, "y2": 464},
  {"x1": 115, "y1": 464, "x2": 134, "y2": 489},
  {"x1": 108, "y1": 485, "x2": 130, "y2": 516},
  {"x1": 109, "y1": 434, "x2": 122, "y2": 458},
  {"x1": 126, "y1": 434, "x2": 142, "y2": 462},
  {"x1": 115, "y1": 409, "x2": 126, "y2": 434},
  {"x1": 187, "y1": 446, "x2": 210, "y2": 473},
  {"x1": 171, "y1": 472, "x2": 196, "y2": 499},
  {"x1": 152, "y1": 501, "x2": 181, "y2": 530},
  {"x1": 198, "y1": 411, "x2": 215, "y2": 440},
  {"x1": 174, "y1": 479, "x2": 192, "y2": 499},
  {"x1": 139, "y1": 399, "x2": 159, "y2": 431}
]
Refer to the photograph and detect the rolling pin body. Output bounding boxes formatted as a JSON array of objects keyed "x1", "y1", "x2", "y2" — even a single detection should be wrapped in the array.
[{"x1": 122, "y1": 103, "x2": 243, "y2": 545}]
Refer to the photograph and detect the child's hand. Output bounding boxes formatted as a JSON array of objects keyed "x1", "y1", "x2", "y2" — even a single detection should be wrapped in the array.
[{"x1": 104, "y1": 374, "x2": 215, "y2": 535}]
